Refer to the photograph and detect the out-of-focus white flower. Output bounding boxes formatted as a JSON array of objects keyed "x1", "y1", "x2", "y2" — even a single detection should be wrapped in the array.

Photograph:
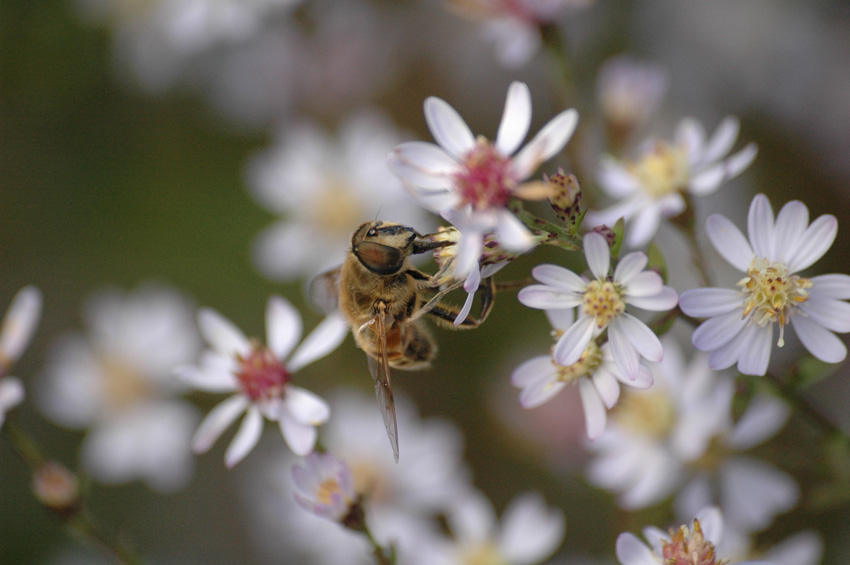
[
  {"x1": 176, "y1": 296, "x2": 348, "y2": 467},
  {"x1": 680, "y1": 194, "x2": 848, "y2": 375},
  {"x1": 616, "y1": 506, "x2": 769, "y2": 565},
  {"x1": 292, "y1": 451, "x2": 358, "y2": 523},
  {"x1": 0, "y1": 377, "x2": 24, "y2": 430},
  {"x1": 238, "y1": 389, "x2": 474, "y2": 565},
  {"x1": 512, "y1": 308, "x2": 653, "y2": 439},
  {"x1": 596, "y1": 55, "x2": 668, "y2": 141},
  {"x1": 38, "y1": 285, "x2": 201, "y2": 492},
  {"x1": 729, "y1": 530, "x2": 822, "y2": 565},
  {"x1": 518, "y1": 231, "x2": 677, "y2": 381},
  {"x1": 388, "y1": 81, "x2": 578, "y2": 280},
  {"x1": 0, "y1": 286, "x2": 43, "y2": 372},
  {"x1": 430, "y1": 491, "x2": 566, "y2": 565},
  {"x1": 588, "y1": 338, "x2": 798, "y2": 535},
  {"x1": 248, "y1": 110, "x2": 432, "y2": 281},
  {"x1": 447, "y1": 0, "x2": 592, "y2": 67},
  {"x1": 585, "y1": 117, "x2": 757, "y2": 248}
]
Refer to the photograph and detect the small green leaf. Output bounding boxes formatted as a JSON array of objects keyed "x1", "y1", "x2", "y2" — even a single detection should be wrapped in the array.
[
  {"x1": 610, "y1": 217, "x2": 625, "y2": 261},
  {"x1": 795, "y1": 356, "x2": 839, "y2": 390},
  {"x1": 647, "y1": 243, "x2": 668, "y2": 284}
]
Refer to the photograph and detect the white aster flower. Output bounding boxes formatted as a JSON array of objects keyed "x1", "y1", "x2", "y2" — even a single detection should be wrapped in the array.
[
  {"x1": 518, "y1": 231, "x2": 678, "y2": 381},
  {"x1": 596, "y1": 55, "x2": 668, "y2": 142},
  {"x1": 679, "y1": 193, "x2": 847, "y2": 376},
  {"x1": 586, "y1": 116, "x2": 758, "y2": 248},
  {"x1": 512, "y1": 308, "x2": 653, "y2": 439},
  {"x1": 176, "y1": 295, "x2": 348, "y2": 467},
  {"x1": 38, "y1": 284, "x2": 201, "y2": 492},
  {"x1": 248, "y1": 110, "x2": 432, "y2": 281},
  {"x1": 430, "y1": 491, "x2": 565, "y2": 565},
  {"x1": 588, "y1": 338, "x2": 798, "y2": 534},
  {"x1": 616, "y1": 506, "x2": 770, "y2": 565},
  {"x1": 0, "y1": 285, "x2": 43, "y2": 372},
  {"x1": 723, "y1": 530, "x2": 822, "y2": 565},
  {"x1": 388, "y1": 81, "x2": 578, "y2": 279},
  {"x1": 292, "y1": 451, "x2": 358, "y2": 523},
  {"x1": 0, "y1": 377, "x2": 24, "y2": 430}
]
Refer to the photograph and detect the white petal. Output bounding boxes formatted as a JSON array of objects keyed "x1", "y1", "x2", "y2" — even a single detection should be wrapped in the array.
[
  {"x1": 720, "y1": 456, "x2": 799, "y2": 532},
  {"x1": 584, "y1": 232, "x2": 611, "y2": 280},
  {"x1": 424, "y1": 96, "x2": 475, "y2": 158},
  {"x1": 579, "y1": 377, "x2": 607, "y2": 440},
  {"x1": 173, "y1": 360, "x2": 238, "y2": 393},
  {"x1": 279, "y1": 410, "x2": 318, "y2": 456},
  {"x1": 762, "y1": 531, "x2": 823, "y2": 565},
  {"x1": 791, "y1": 315, "x2": 847, "y2": 364},
  {"x1": 0, "y1": 286, "x2": 42, "y2": 365},
  {"x1": 627, "y1": 204, "x2": 662, "y2": 248},
  {"x1": 454, "y1": 287, "x2": 476, "y2": 327},
  {"x1": 287, "y1": 313, "x2": 349, "y2": 372},
  {"x1": 496, "y1": 210, "x2": 536, "y2": 252},
  {"x1": 786, "y1": 214, "x2": 838, "y2": 273},
  {"x1": 810, "y1": 274, "x2": 850, "y2": 299},
  {"x1": 499, "y1": 492, "x2": 565, "y2": 563},
  {"x1": 748, "y1": 193, "x2": 775, "y2": 260},
  {"x1": 387, "y1": 142, "x2": 461, "y2": 189},
  {"x1": 620, "y1": 453, "x2": 680, "y2": 510},
  {"x1": 224, "y1": 406, "x2": 264, "y2": 468},
  {"x1": 198, "y1": 308, "x2": 250, "y2": 358},
  {"x1": 519, "y1": 377, "x2": 567, "y2": 409},
  {"x1": 737, "y1": 323, "x2": 773, "y2": 376},
  {"x1": 545, "y1": 307, "x2": 575, "y2": 331},
  {"x1": 617, "y1": 314, "x2": 663, "y2": 362},
  {"x1": 622, "y1": 271, "x2": 663, "y2": 298},
  {"x1": 676, "y1": 117, "x2": 706, "y2": 162},
  {"x1": 679, "y1": 288, "x2": 742, "y2": 318},
  {"x1": 532, "y1": 264, "x2": 587, "y2": 293},
  {"x1": 512, "y1": 109, "x2": 579, "y2": 180},
  {"x1": 800, "y1": 297, "x2": 850, "y2": 333},
  {"x1": 692, "y1": 310, "x2": 747, "y2": 352},
  {"x1": 553, "y1": 316, "x2": 595, "y2": 367},
  {"x1": 706, "y1": 214, "x2": 754, "y2": 272},
  {"x1": 512, "y1": 355, "x2": 558, "y2": 387},
  {"x1": 615, "y1": 533, "x2": 658, "y2": 565},
  {"x1": 453, "y1": 227, "x2": 485, "y2": 280},
  {"x1": 496, "y1": 82, "x2": 532, "y2": 155},
  {"x1": 608, "y1": 320, "x2": 641, "y2": 380},
  {"x1": 597, "y1": 157, "x2": 641, "y2": 197},
  {"x1": 266, "y1": 295, "x2": 302, "y2": 360},
  {"x1": 626, "y1": 286, "x2": 678, "y2": 311},
  {"x1": 706, "y1": 330, "x2": 748, "y2": 370},
  {"x1": 518, "y1": 285, "x2": 583, "y2": 310},
  {"x1": 284, "y1": 385, "x2": 330, "y2": 425},
  {"x1": 0, "y1": 377, "x2": 24, "y2": 414},
  {"x1": 687, "y1": 165, "x2": 727, "y2": 196},
  {"x1": 694, "y1": 507, "x2": 724, "y2": 546},
  {"x1": 613, "y1": 252, "x2": 648, "y2": 286},
  {"x1": 592, "y1": 369, "x2": 620, "y2": 408},
  {"x1": 725, "y1": 394, "x2": 789, "y2": 451},
  {"x1": 192, "y1": 395, "x2": 248, "y2": 454},
  {"x1": 619, "y1": 363, "x2": 654, "y2": 389},
  {"x1": 702, "y1": 116, "x2": 740, "y2": 164}
]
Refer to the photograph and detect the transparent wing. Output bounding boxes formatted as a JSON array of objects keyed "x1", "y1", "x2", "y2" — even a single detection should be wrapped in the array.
[
  {"x1": 308, "y1": 266, "x2": 342, "y2": 314},
  {"x1": 367, "y1": 310, "x2": 399, "y2": 462}
]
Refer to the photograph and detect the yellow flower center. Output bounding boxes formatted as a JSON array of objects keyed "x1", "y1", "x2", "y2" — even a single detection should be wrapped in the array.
[
  {"x1": 460, "y1": 542, "x2": 506, "y2": 565},
  {"x1": 307, "y1": 177, "x2": 367, "y2": 238},
  {"x1": 316, "y1": 477, "x2": 344, "y2": 506},
  {"x1": 99, "y1": 355, "x2": 154, "y2": 413},
  {"x1": 737, "y1": 258, "x2": 811, "y2": 346},
  {"x1": 552, "y1": 335, "x2": 603, "y2": 383},
  {"x1": 614, "y1": 388, "x2": 676, "y2": 440},
  {"x1": 628, "y1": 142, "x2": 689, "y2": 199},
  {"x1": 348, "y1": 459, "x2": 393, "y2": 505},
  {"x1": 582, "y1": 280, "x2": 626, "y2": 329}
]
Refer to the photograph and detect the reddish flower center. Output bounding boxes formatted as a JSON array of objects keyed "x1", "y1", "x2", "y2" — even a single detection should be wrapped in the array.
[
  {"x1": 235, "y1": 345, "x2": 291, "y2": 402},
  {"x1": 455, "y1": 138, "x2": 515, "y2": 209},
  {"x1": 660, "y1": 519, "x2": 727, "y2": 565}
]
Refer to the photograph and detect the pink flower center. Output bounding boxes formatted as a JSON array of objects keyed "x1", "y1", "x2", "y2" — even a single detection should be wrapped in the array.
[
  {"x1": 236, "y1": 345, "x2": 291, "y2": 402},
  {"x1": 455, "y1": 138, "x2": 515, "y2": 210},
  {"x1": 660, "y1": 519, "x2": 726, "y2": 565}
]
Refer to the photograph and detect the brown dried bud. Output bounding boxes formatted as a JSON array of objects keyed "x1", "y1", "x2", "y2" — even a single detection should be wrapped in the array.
[
  {"x1": 591, "y1": 225, "x2": 616, "y2": 248},
  {"x1": 32, "y1": 461, "x2": 80, "y2": 517},
  {"x1": 546, "y1": 170, "x2": 582, "y2": 226}
]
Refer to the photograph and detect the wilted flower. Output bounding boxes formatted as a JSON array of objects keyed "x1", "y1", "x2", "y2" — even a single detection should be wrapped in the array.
[
  {"x1": 586, "y1": 116, "x2": 757, "y2": 248},
  {"x1": 292, "y1": 451, "x2": 358, "y2": 523},
  {"x1": 680, "y1": 194, "x2": 848, "y2": 375},
  {"x1": 38, "y1": 285, "x2": 201, "y2": 492},
  {"x1": 388, "y1": 81, "x2": 578, "y2": 280},
  {"x1": 512, "y1": 308, "x2": 653, "y2": 439},
  {"x1": 176, "y1": 296, "x2": 349, "y2": 467},
  {"x1": 518, "y1": 231, "x2": 678, "y2": 381}
]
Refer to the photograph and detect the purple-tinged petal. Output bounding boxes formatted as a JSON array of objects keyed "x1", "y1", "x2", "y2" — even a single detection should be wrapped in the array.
[
  {"x1": 512, "y1": 109, "x2": 578, "y2": 180},
  {"x1": 701, "y1": 116, "x2": 740, "y2": 164},
  {"x1": 519, "y1": 376, "x2": 567, "y2": 409},
  {"x1": 800, "y1": 298, "x2": 850, "y2": 333},
  {"x1": 617, "y1": 314, "x2": 663, "y2": 362},
  {"x1": 496, "y1": 82, "x2": 532, "y2": 155},
  {"x1": 792, "y1": 315, "x2": 847, "y2": 364},
  {"x1": 676, "y1": 117, "x2": 706, "y2": 163},
  {"x1": 737, "y1": 323, "x2": 773, "y2": 376},
  {"x1": 706, "y1": 214, "x2": 754, "y2": 272},
  {"x1": 615, "y1": 532, "x2": 658, "y2": 565},
  {"x1": 512, "y1": 355, "x2": 558, "y2": 387},
  {"x1": 679, "y1": 288, "x2": 742, "y2": 318},
  {"x1": 592, "y1": 369, "x2": 620, "y2": 408},
  {"x1": 622, "y1": 271, "x2": 663, "y2": 298},
  {"x1": 424, "y1": 97, "x2": 475, "y2": 158},
  {"x1": 748, "y1": 193, "x2": 775, "y2": 260},
  {"x1": 518, "y1": 285, "x2": 583, "y2": 310},
  {"x1": 771, "y1": 200, "x2": 809, "y2": 264},
  {"x1": 725, "y1": 394, "x2": 789, "y2": 451},
  {"x1": 692, "y1": 310, "x2": 747, "y2": 352},
  {"x1": 387, "y1": 142, "x2": 461, "y2": 189},
  {"x1": 224, "y1": 405, "x2": 263, "y2": 467},
  {"x1": 579, "y1": 377, "x2": 607, "y2": 440},
  {"x1": 532, "y1": 264, "x2": 587, "y2": 293},
  {"x1": 280, "y1": 411, "x2": 318, "y2": 456},
  {"x1": 192, "y1": 395, "x2": 248, "y2": 454},
  {"x1": 597, "y1": 157, "x2": 641, "y2": 197},
  {"x1": 786, "y1": 214, "x2": 838, "y2": 273},
  {"x1": 553, "y1": 316, "x2": 595, "y2": 367},
  {"x1": 608, "y1": 320, "x2": 640, "y2": 380},
  {"x1": 626, "y1": 286, "x2": 678, "y2": 311},
  {"x1": 613, "y1": 252, "x2": 648, "y2": 286},
  {"x1": 627, "y1": 204, "x2": 662, "y2": 248},
  {"x1": 810, "y1": 274, "x2": 850, "y2": 299},
  {"x1": 584, "y1": 232, "x2": 611, "y2": 280}
]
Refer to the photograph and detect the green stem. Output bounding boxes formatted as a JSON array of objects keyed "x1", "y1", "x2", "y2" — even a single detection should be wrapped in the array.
[
  {"x1": 362, "y1": 523, "x2": 395, "y2": 565},
  {"x1": 510, "y1": 201, "x2": 582, "y2": 252}
]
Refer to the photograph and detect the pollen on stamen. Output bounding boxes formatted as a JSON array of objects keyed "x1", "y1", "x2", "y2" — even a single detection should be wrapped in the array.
[
  {"x1": 582, "y1": 280, "x2": 626, "y2": 329},
  {"x1": 235, "y1": 344, "x2": 291, "y2": 402},
  {"x1": 455, "y1": 137, "x2": 515, "y2": 209},
  {"x1": 551, "y1": 338, "x2": 603, "y2": 383}
]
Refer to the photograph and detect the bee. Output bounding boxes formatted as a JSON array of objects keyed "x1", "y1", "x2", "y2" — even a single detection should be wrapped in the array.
[{"x1": 312, "y1": 221, "x2": 494, "y2": 461}]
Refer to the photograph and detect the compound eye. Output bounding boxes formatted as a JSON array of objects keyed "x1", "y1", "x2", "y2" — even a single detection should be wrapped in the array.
[{"x1": 355, "y1": 241, "x2": 404, "y2": 275}]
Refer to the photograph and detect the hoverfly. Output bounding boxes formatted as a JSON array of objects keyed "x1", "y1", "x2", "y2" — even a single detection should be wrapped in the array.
[{"x1": 312, "y1": 221, "x2": 494, "y2": 461}]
